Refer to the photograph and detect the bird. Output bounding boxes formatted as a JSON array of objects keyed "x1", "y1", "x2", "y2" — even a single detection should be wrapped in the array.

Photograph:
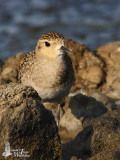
[{"x1": 18, "y1": 32, "x2": 75, "y2": 126}]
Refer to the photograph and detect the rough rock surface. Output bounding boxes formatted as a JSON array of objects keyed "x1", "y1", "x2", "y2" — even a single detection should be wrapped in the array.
[
  {"x1": 1, "y1": 52, "x2": 25, "y2": 84},
  {"x1": 97, "y1": 41, "x2": 120, "y2": 99},
  {"x1": 0, "y1": 59, "x2": 4, "y2": 73},
  {"x1": 83, "y1": 110, "x2": 120, "y2": 159},
  {"x1": 0, "y1": 59, "x2": 5, "y2": 85},
  {"x1": 65, "y1": 38, "x2": 105, "y2": 89},
  {"x1": 62, "y1": 109, "x2": 120, "y2": 160},
  {"x1": 0, "y1": 83, "x2": 62, "y2": 160},
  {"x1": 88, "y1": 150, "x2": 120, "y2": 160}
]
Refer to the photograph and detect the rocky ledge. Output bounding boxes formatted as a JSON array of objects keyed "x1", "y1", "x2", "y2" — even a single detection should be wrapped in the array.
[
  {"x1": 0, "y1": 83, "x2": 62, "y2": 160},
  {"x1": 0, "y1": 39, "x2": 120, "y2": 159}
]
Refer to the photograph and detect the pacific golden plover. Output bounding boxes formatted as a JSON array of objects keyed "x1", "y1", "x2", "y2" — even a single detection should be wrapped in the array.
[{"x1": 18, "y1": 32, "x2": 75, "y2": 125}]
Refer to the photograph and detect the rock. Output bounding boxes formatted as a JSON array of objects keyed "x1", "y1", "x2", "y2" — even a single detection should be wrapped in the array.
[
  {"x1": 0, "y1": 83, "x2": 62, "y2": 160},
  {"x1": 59, "y1": 93, "x2": 107, "y2": 143},
  {"x1": 96, "y1": 41, "x2": 120, "y2": 66},
  {"x1": 97, "y1": 41, "x2": 120, "y2": 99},
  {"x1": 68, "y1": 93, "x2": 107, "y2": 118},
  {"x1": 65, "y1": 38, "x2": 105, "y2": 89},
  {"x1": 62, "y1": 126, "x2": 93, "y2": 160},
  {"x1": 71, "y1": 88, "x2": 116, "y2": 111},
  {"x1": 59, "y1": 107, "x2": 83, "y2": 143},
  {"x1": 0, "y1": 58, "x2": 4, "y2": 73},
  {"x1": 43, "y1": 92, "x2": 108, "y2": 159},
  {"x1": 83, "y1": 110, "x2": 120, "y2": 158},
  {"x1": 89, "y1": 150, "x2": 120, "y2": 160},
  {"x1": 0, "y1": 75, "x2": 8, "y2": 85},
  {"x1": 70, "y1": 156, "x2": 81, "y2": 160},
  {"x1": 62, "y1": 109, "x2": 120, "y2": 159},
  {"x1": 77, "y1": 65, "x2": 104, "y2": 87},
  {"x1": 43, "y1": 102, "x2": 59, "y2": 121},
  {"x1": 1, "y1": 52, "x2": 25, "y2": 84}
]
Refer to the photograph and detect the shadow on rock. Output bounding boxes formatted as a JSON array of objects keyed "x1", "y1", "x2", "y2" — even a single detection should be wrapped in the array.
[
  {"x1": 69, "y1": 93, "x2": 108, "y2": 119},
  {"x1": 59, "y1": 93, "x2": 108, "y2": 144},
  {"x1": 62, "y1": 126, "x2": 93, "y2": 160}
]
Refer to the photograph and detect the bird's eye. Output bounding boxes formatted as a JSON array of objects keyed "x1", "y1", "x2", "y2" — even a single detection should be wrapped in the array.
[{"x1": 45, "y1": 42, "x2": 50, "y2": 47}]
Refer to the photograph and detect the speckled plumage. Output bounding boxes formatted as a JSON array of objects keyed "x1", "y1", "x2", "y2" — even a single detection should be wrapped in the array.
[
  {"x1": 18, "y1": 32, "x2": 74, "y2": 125},
  {"x1": 18, "y1": 51, "x2": 36, "y2": 82},
  {"x1": 40, "y1": 32, "x2": 64, "y2": 41}
]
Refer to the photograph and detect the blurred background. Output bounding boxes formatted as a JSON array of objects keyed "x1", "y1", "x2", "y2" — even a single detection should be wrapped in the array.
[{"x1": 0, "y1": 0, "x2": 120, "y2": 60}]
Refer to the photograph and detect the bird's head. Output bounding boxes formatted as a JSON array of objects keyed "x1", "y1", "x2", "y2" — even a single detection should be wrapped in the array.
[{"x1": 35, "y1": 32, "x2": 72, "y2": 58}]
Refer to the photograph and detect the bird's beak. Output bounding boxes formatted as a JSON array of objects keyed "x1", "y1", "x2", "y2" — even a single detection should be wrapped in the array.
[{"x1": 60, "y1": 46, "x2": 72, "y2": 54}]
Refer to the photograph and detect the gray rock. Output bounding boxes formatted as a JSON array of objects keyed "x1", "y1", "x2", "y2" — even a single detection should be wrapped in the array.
[{"x1": 0, "y1": 83, "x2": 62, "y2": 160}]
